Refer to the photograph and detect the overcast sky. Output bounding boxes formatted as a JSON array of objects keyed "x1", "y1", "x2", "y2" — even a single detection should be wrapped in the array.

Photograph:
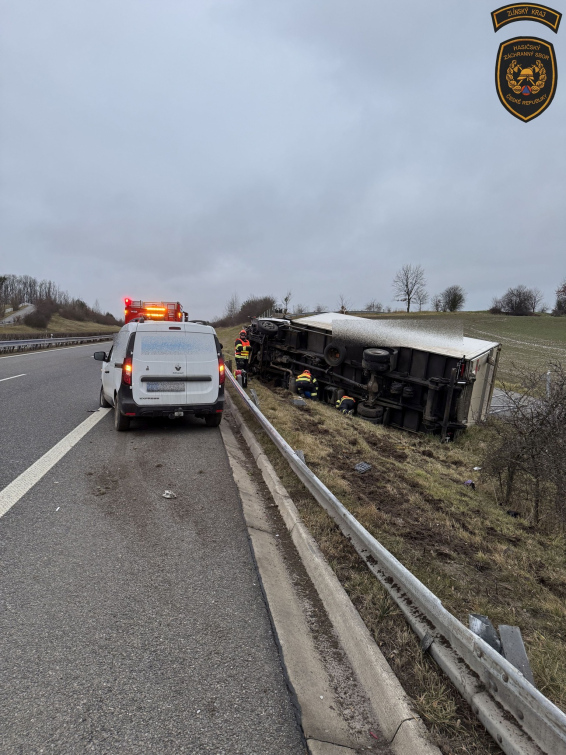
[{"x1": 1, "y1": 0, "x2": 564, "y2": 320}]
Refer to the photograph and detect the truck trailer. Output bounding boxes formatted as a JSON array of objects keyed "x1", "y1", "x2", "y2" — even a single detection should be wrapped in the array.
[{"x1": 242, "y1": 313, "x2": 501, "y2": 440}]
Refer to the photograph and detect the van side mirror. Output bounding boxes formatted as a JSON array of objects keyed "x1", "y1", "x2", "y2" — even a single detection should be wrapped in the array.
[
  {"x1": 93, "y1": 351, "x2": 108, "y2": 362},
  {"x1": 219, "y1": 343, "x2": 223, "y2": 349}
]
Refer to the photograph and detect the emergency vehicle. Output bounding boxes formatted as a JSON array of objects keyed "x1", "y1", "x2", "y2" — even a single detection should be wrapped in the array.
[{"x1": 124, "y1": 299, "x2": 185, "y2": 324}]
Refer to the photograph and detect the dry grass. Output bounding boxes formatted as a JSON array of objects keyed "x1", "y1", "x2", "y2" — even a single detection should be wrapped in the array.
[
  {"x1": 0, "y1": 314, "x2": 120, "y2": 336},
  {"x1": 218, "y1": 322, "x2": 566, "y2": 753}
]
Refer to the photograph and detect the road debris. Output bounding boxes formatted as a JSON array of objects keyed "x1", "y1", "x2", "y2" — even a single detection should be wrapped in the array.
[
  {"x1": 354, "y1": 462, "x2": 372, "y2": 474},
  {"x1": 162, "y1": 490, "x2": 177, "y2": 499},
  {"x1": 464, "y1": 479, "x2": 476, "y2": 490}
]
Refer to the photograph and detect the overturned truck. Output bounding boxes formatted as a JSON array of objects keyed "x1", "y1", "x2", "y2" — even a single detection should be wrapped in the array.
[{"x1": 243, "y1": 313, "x2": 501, "y2": 439}]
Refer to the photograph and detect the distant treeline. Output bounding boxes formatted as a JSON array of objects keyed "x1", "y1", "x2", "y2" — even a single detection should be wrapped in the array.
[{"x1": 0, "y1": 274, "x2": 122, "y2": 329}]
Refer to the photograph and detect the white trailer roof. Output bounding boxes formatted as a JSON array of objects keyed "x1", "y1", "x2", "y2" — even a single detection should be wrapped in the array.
[{"x1": 290, "y1": 313, "x2": 499, "y2": 360}]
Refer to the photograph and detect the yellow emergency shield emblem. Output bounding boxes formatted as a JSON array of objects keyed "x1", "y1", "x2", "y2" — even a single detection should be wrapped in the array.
[{"x1": 495, "y1": 36, "x2": 558, "y2": 121}]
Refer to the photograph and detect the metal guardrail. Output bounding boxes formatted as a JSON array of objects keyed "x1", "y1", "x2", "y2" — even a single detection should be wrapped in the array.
[
  {"x1": 0, "y1": 335, "x2": 112, "y2": 354},
  {"x1": 227, "y1": 369, "x2": 566, "y2": 755}
]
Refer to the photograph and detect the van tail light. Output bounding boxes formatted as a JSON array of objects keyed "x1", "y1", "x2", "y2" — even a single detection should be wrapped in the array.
[
  {"x1": 218, "y1": 356, "x2": 225, "y2": 386},
  {"x1": 122, "y1": 356, "x2": 133, "y2": 386}
]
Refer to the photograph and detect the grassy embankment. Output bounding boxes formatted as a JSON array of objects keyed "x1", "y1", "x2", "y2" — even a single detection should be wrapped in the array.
[
  {"x1": 217, "y1": 314, "x2": 566, "y2": 755},
  {"x1": 0, "y1": 313, "x2": 120, "y2": 336}
]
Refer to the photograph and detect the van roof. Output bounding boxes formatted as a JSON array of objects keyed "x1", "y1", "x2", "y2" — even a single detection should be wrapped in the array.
[{"x1": 122, "y1": 321, "x2": 216, "y2": 335}]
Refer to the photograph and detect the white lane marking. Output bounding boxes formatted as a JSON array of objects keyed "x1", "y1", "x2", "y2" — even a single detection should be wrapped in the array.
[
  {"x1": 0, "y1": 408, "x2": 111, "y2": 519},
  {"x1": 0, "y1": 373, "x2": 26, "y2": 382},
  {"x1": 0, "y1": 340, "x2": 113, "y2": 360}
]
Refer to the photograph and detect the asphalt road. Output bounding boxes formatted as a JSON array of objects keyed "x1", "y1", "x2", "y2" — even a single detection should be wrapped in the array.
[{"x1": 0, "y1": 344, "x2": 305, "y2": 754}]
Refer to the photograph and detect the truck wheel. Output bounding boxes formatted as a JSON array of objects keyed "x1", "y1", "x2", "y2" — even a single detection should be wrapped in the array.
[
  {"x1": 205, "y1": 414, "x2": 222, "y2": 427},
  {"x1": 323, "y1": 342, "x2": 347, "y2": 367},
  {"x1": 362, "y1": 348, "x2": 390, "y2": 369},
  {"x1": 257, "y1": 320, "x2": 279, "y2": 336},
  {"x1": 100, "y1": 386, "x2": 111, "y2": 408},
  {"x1": 325, "y1": 386, "x2": 338, "y2": 405},
  {"x1": 357, "y1": 402, "x2": 384, "y2": 419},
  {"x1": 114, "y1": 395, "x2": 130, "y2": 431}
]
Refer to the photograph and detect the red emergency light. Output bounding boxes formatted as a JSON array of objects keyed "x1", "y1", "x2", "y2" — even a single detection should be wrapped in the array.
[{"x1": 124, "y1": 299, "x2": 185, "y2": 324}]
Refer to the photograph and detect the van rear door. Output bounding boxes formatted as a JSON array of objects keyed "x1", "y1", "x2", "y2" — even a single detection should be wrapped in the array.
[
  {"x1": 132, "y1": 329, "x2": 189, "y2": 407},
  {"x1": 131, "y1": 328, "x2": 218, "y2": 407}
]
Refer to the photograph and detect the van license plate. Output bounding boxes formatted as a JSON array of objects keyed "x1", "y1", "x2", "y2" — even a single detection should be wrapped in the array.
[{"x1": 146, "y1": 382, "x2": 184, "y2": 392}]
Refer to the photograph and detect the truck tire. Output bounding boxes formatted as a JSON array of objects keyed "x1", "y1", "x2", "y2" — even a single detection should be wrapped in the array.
[
  {"x1": 362, "y1": 348, "x2": 390, "y2": 368},
  {"x1": 323, "y1": 342, "x2": 347, "y2": 367},
  {"x1": 325, "y1": 386, "x2": 338, "y2": 405},
  {"x1": 257, "y1": 320, "x2": 279, "y2": 336},
  {"x1": 357, "y1": 402, "x2": 384, "y2": 419}
]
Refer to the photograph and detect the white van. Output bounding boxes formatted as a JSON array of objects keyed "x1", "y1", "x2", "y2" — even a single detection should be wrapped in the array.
[{"x1": 94, "y1": 321, "x2": 225, "y2": 431}]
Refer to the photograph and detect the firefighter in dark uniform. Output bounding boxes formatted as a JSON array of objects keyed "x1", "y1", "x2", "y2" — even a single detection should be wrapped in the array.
[
  {"x1": 296, "y1": 370, "x2": 318, "y2": 400},
  {"x1": 336, "y1": 395, "x2": 356, "y2": 415},
  {"x1": 235, "y1": 332, "x2": 251, "y2": 370}
]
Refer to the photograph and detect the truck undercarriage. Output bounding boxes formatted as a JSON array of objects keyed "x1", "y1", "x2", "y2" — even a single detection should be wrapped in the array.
[{"x1": 241, "y1": 316, "x2": 499, "y2": 439}]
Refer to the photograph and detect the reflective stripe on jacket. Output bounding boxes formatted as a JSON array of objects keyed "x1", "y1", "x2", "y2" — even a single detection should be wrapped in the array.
[
  {"x1": 235, "y1": 340, "x2": 250, "y2": 359},
  {"x1": 336, "y1": 395, "x2": 355, "y2": 410},
  {"x1": 297, "y1": 371, "x2": 316, "y2": 384}
]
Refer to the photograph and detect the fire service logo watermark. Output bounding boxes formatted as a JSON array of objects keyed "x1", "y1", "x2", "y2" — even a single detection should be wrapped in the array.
[
  {"x1": 495, "y1": 37, "x2": 557, "y2": 120},
  {"x1": 492, "y1": 4, "x2": 560, "y2": 121}
]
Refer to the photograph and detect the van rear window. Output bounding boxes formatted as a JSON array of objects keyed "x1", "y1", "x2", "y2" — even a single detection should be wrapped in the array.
[{"x1": 139, "y1": 333, "x2": 216, "y2": 358}]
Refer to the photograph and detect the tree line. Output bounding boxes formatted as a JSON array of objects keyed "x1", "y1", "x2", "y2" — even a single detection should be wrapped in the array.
[
  {"x1": 0, "y1": 274, "x2": 122, "y2": 329},
  {"x1": 216, "y1": 266, "x2": 565, "y2": 322}
]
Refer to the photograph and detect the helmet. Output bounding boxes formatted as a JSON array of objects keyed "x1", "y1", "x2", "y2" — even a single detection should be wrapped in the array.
[
  {"x1": 303, "y1": 370, "x2": 311, "y2": 376},
  {"x1": 240, "y1": 330, "x2": 247, "y2": 337}
]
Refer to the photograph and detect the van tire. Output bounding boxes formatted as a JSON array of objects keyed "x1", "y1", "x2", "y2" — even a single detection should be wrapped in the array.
[
  {"x1": 205, "y1": 414, "x2": 222, "y2": 427},
  {"x1": 100, "y1": 386, "x2": 111, "y2": 408},
  {"x1": 114, "y1": 396, "x2": 130, "y2": 431}
]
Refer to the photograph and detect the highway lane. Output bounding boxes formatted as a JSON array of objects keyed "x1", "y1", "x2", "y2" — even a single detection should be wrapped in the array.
[
  {"x1": 0, "y1": 341, "x2": 112, "y2": 490},
  {"x1": 0, "y1": 346, "x2": 305, "y2": 753}
]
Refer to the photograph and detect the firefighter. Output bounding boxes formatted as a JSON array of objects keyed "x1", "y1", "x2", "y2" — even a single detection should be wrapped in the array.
[
  {"x1": 296, "y1": 370, "x2": 318, "y2": 400},
  {"x1": 336, "y1": 395, "x2": 356, "y2": 415},
  {"x1": 234, "y1": 329, "x2": 248, "y2": 348},
  {"x1": 235, "y1": 332, "x2": 251, "y2": 370}
]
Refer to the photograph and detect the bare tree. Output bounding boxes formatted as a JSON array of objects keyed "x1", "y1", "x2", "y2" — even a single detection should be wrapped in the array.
[
  {"x1": 553, "y1": 279, "x2": 566, "y2": 316},
  {"x1": 337, "y1": 293, "x2": 351, "y2": 314},
  {"x1": 223, "y1": 293, "x2": 240, "y2": 325},
  {"x1": 392, "y1": 264, "x2": 426, "y2": 313},
  {"x1": 282, "y1": 291, "x2": 292, "y2": 315},
  {"x1": 0, "y1": 276, "x2": 7, "y2": 319},
  {"x1": 495, "y1": 285, "x2": 539, "y2": 316},
  {"x1": 293, "y1": 303, "x2": 308, "y2": 314},
  {"x1": 440, "y1": 285, "x2": 466, "y2": 312},
  {"x1": 482, "y1": 362, "x2": 566, "y2": 529},
  {"x1": 415, "y1": 286, "x2": 429, "y2": 311},
  {"x1": 364, "y1": 299, "x2": 383, "y2": 312},
  {"x1": 431, "y1": 294, "x2": 443, "y2": 312},
  {"x1": 526, "y1": 287, "x2": 545, "y2": 313},
  {"x1": 314, "y1": 303, "x2": 327, "y2": 313}
]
